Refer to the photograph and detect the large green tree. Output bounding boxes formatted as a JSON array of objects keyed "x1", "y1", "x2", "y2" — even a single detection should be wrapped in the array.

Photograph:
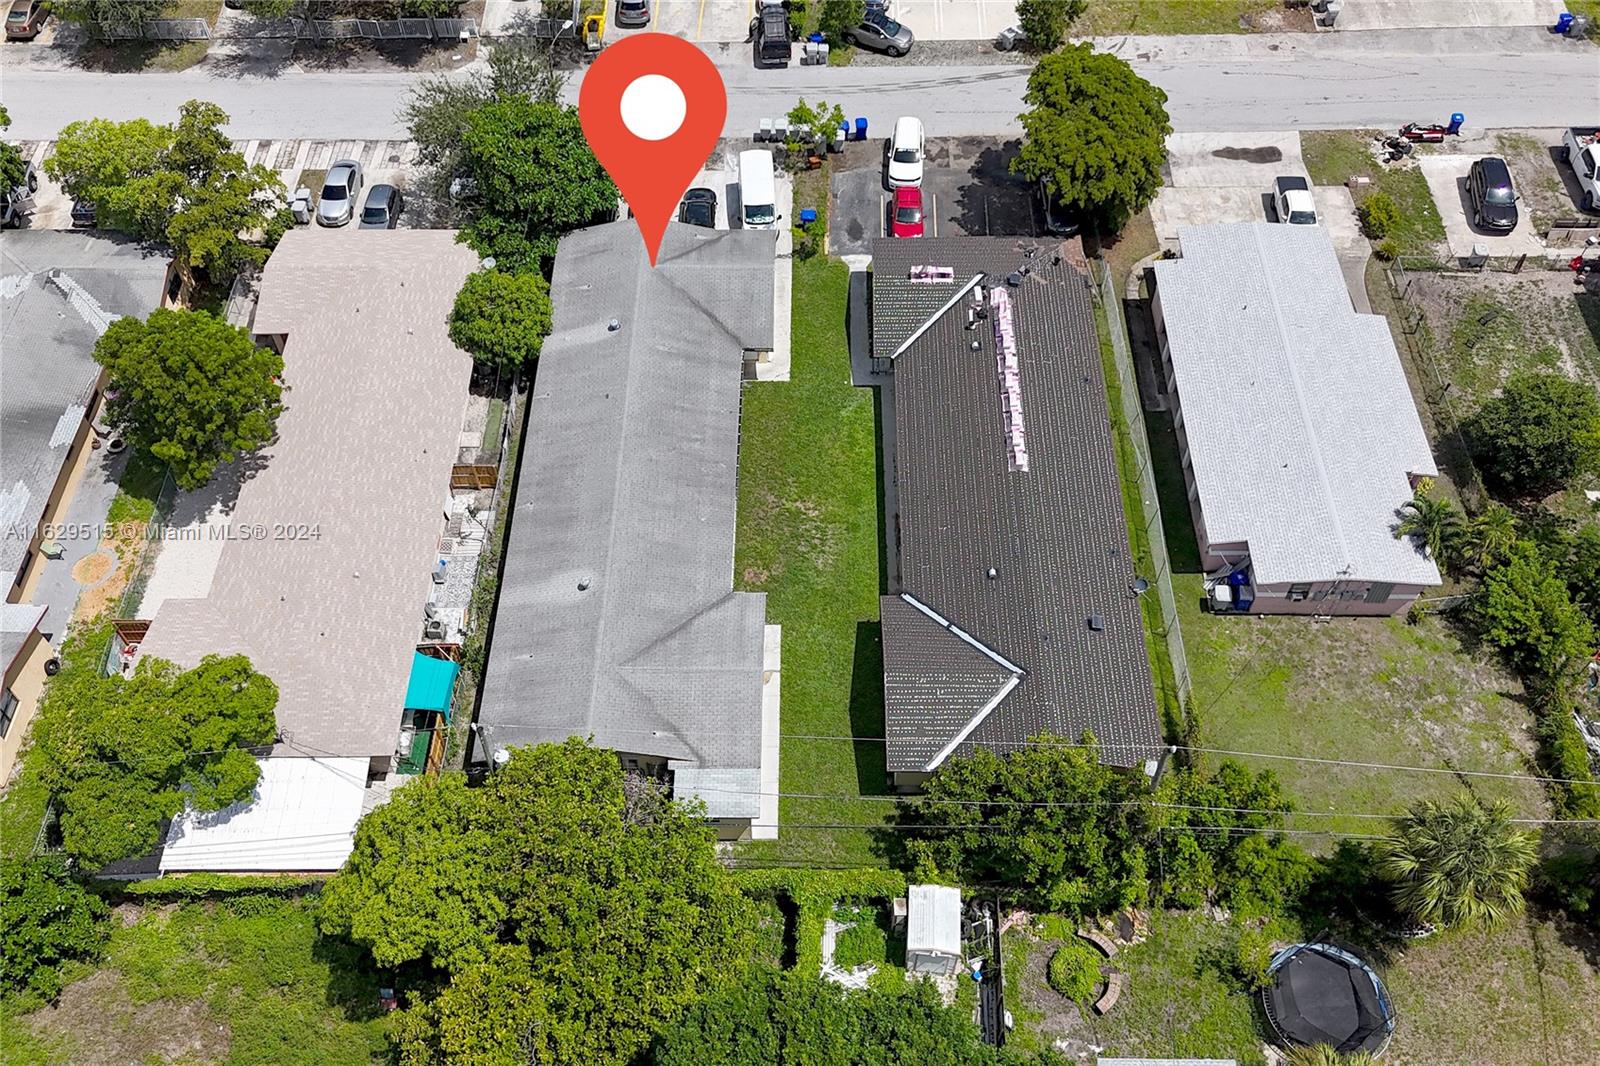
[
  {"x1": 32, "y1": 636, "x2": 278, "y2": 867},
  {"x1": 94, "y1": 309, "x2": 284, "y2": 490},
  {"x1": 896, "y1": 735, "x2": 1149, "y2": 914},
  {"x1": 448, "y1": 269, "x2": 554, "y2": 374},
  {"x1": 320, "y1": 740, "x2": 755, "y2": 1066},
  {"x1": 1474, "y1": 539, "x2": 1594, "y2": 682},
  {"x1": 0, "y1": 856, "x2": 108, "y2": 1001},
  {"x1": 1012, "y1": 44, "x2": 1171, "y2": 231},
  {"x1": 46, "y1": 100, "x2": 286, "y2": 280},
  {"x1": 1376, "y1": 795, "x2": 1537, "y2": 929},
  {"x1": 1467, "y1": 371, "x2": 1600, "y2": 498},
  {"x1": 455, "y1": 98, "x2": 617, "y2": 274},
  {"x1": 1015, "y1": 0, "x2": 1087, "y2": 52}
]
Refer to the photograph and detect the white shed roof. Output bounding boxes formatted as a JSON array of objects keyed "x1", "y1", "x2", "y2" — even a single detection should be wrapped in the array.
[
  {"x1": 158, "y1": 757, "x2": 368, "y2": 873},
  {"x1": 907, "y1": 883, "x2": 962, "y2": 957},
  {"x1": 1153, "y1": 224, "x2": 1441, "y2": 588}
]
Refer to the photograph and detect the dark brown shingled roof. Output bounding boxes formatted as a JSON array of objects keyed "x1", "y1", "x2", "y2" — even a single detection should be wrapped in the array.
[{"x1": 873, "y1": 236, "x2": 1162, "y2": 773}]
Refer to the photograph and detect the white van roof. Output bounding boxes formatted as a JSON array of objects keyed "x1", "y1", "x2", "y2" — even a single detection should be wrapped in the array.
[{"x1": 893, "y1": 116, "x2": 923, "y2": 142}]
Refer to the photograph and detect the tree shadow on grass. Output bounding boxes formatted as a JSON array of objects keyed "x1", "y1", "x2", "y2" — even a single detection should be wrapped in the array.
[{"x1": 848, "y1": 619, "x2": 887, "y2": 799}]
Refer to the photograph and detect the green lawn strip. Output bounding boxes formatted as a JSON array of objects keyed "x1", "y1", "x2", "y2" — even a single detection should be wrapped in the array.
[
  {"x1": 1000, "y1": 926, "x2": 1049, "y2": 1058},
  {"x1": 105, "y1": 449, "x2": 167, "y2": 529},
  {"x1": 1300, "y1": 130, "x2": 1445, "y2": 258},
  {"x1": 0, "y1": 760, "x2": 53, "y2": 864},
  {"x1": 1095, "y1": 305, "x2": 1182, "y2": 734},
  {"x1": 735, "y1": 249, "x2": 887, "y2": 867},
  {"x1": 1071, "y1": 0, "x2": 1281, "y2": 35},
  {"x1": 1089, "y1": 911, "x2": 1274, "y2": 1064}
]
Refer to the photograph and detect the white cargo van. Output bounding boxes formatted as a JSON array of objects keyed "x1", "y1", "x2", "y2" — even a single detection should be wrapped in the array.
[{"x1": 738, "y1": 149, "x2": 779, "y2": 230}]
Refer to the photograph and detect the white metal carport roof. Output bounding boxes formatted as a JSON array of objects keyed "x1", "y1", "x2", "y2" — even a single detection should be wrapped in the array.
[{"x1": 907, "y1": 883, "x2": 962, "y2": 959}]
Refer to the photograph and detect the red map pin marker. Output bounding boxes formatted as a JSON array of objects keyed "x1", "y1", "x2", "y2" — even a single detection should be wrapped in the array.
[{"x1": 579, "y1": 34, "x2": 727, "y2": 267}]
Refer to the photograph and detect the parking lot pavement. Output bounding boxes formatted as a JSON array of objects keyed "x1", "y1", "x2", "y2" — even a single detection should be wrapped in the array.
[
  {"x1": 1333, "y1": 0, "x2": 1563, "y2": 31},
  {"x1": 1417, "y1": 154, "x2": 1547, "y2": 259},
  {"x1": 890, "y1": 0, "x2": 1018, "y2": 40},
  {"x1": 604, "y1": 0, "x2": 758, "y2": 42},
  {"x1": 828, "y1": 136, "x2": 1039, "y2": 258}
]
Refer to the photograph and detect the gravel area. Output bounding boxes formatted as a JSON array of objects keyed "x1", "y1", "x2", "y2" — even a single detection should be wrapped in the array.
[{"x1": 847, "y1": 40, "x2": 1034, "y2": 67}]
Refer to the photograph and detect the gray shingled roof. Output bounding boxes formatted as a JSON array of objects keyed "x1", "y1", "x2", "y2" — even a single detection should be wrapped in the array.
[
  {"x1": 873, "y1": 236, "x2": 1162, "y2": 772},
  {"x1": 1, "y1": 232, "x2": 169, "y2": 577},
  {"x1": 1153, "y1": 224, "x2": 1441, "y2": 588},
  {"x1": 1, "y1": 589, "x2": 47, "y2": 673},
  {"x1": 476, "y1": 223, "x2": 775, "y2": 816},
  {"x1": 136, "y1": 229, "x2": 477, "y2": 759}
]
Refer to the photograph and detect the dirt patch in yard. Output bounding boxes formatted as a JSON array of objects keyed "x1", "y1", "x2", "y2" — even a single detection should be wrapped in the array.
[{"x1": 21, "y1": 969, "x2": 231, "y2": 1066}]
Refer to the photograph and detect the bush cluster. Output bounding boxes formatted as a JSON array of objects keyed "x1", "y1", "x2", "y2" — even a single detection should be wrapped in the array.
[
  {"x1": 1358, "y1": 190, "x2": 1401, "y2": 239},
  {"x1": 1046, "y1": 942, "x2": 1102, "y2": 1004}
]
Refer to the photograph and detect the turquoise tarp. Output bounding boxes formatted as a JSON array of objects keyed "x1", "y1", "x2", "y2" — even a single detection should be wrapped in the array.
[{"x1": 404, "y1": 652, "x2": 460, "y2": 716}]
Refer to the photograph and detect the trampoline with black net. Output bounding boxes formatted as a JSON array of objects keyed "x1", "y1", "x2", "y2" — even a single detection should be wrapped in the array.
[{"x1": 1262, "y1": 941, "x2": 1396, "y2": 1055}]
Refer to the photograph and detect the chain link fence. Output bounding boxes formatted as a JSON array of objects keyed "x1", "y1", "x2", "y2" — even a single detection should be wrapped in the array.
[{"x1": 1092, "y1": 259, "x2": 1192, "y2": 713}]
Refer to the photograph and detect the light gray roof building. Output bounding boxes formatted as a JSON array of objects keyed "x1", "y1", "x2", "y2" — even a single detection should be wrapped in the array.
[
  {"x1": 476, "y1": 223, "x2": 775, "y2": 820},
  {"x1": 137, "y1": 229, "x2": 477, "y2": 760},
  {"x1": 1, "y1": 232, "x2": 169, "y2": 578},
  {"x1": 1153, "y1": 224, "x2": 1441, "y2": 588}
]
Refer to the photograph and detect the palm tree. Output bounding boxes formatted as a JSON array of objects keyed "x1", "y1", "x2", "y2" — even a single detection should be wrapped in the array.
[
  {"x1": 1465, "y1": 502, "x2": 1519, "y2": 570},
  {"x1": 1376, "y1": 795, "x2": 1536, "y2": 929},
  {"x1": 1285, "y1": 1046, "x2": 1379, "y2": 1066},
  {"x1": 1393, "y1": 485, "x2": 1465, "y2": 569}
]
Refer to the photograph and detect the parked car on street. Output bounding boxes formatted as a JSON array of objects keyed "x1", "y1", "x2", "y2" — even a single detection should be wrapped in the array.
[
  {"x1": 1560, "y1": 126, "x2": 1600, "y2": 213},
  {"x1": 317, "y1": 160, "x2": 364, "y2": 227},
  {"x1": 678, "y1": 187, "x2": 717, "y2": 228},
  {"x1": 842, "y1": 4, "x2": 914, "y2": 57},
  {"x1": 358, "y1": 184, "x2": 404, "y2": 229},
  {"x1": 752, "y1": 0, "x2": 791, "y2": 68},
  {"x1": 1467, "y1": 156, "x2": 1518, "y2": 232},
  {"x1": 1272, "y1": 175, "x2": 1318, "y2": 225},
  {"x1": 890, "y1": 185, "x2": 924, "y2": 238},
  {"x1": 614, "y1": 0, "x2": 650, "y2": 28},
  {"x1": 887, "y1": 116, "x2": 924, "y2": 189},
  {"x1": 5, "y1": 0, "x2": 46, "y2": 40},
  {"x1": 1037, "y1": 178, "x2": 1079, "y2": 237}
]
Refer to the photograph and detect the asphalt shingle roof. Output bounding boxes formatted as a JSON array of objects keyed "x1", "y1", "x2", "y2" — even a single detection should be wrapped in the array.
[
  {"x1": 136, "y1": 229, "x2": 477, "y2": 759},
  {"x1": 1153, "y1": 224, "x2": 1441, "y2": 587},
  {"x1": 1, "y1": 232, "x2": 169, "y2": 577},
  {"x1": 873, "y1": 237, "x2": 1162, "y2": 772},
  {"x1": 476, "y1": 223, "x2": 775, "y2": 812}
]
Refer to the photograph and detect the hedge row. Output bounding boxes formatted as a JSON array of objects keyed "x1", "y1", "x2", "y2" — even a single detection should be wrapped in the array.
[
  {"x1": 1537, "y1": 708, "x2": 1600, "y2": 820},
  {"x1": 734, "y1": 869, "x2": 910, "y2": 973},
  {"x1": 92, "y1": 872, "x2": 328, "y2": 902}
]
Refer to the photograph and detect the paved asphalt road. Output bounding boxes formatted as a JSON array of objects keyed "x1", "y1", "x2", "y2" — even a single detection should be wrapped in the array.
[{"x1": 2, "y1": 28, "x2": 1594, "y2": 140}]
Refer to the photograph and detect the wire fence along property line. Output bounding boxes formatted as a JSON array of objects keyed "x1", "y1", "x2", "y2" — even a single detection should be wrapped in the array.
[{"x1": 1091, "y1": 259, "x2": 1192, "y2": 711}]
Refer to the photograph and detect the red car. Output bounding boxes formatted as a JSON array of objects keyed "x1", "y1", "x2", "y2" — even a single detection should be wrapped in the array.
[{"x1": 890, "y1": 185, "x2": 924, "y2": 238}]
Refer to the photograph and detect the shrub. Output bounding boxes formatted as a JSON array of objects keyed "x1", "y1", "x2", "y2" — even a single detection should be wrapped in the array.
[
  {"x1": 448, "y1": 269, "x2": 554, "y2": 375},
  {"x1": 818, "y1": 0, "x2": 864, "y2": 43},
  {"x1": 1358, "y1": 191, "x2": 1401, "y2": 239},
  {"x1": 2, "y1": 856, "x2": 108, "y2": 1002},
  {"x1": 1231, "y1": 925, "x2": 1275, "y2": 991},
  {"x1": 1468, "y1": 372, "x2": 1600, "y2": 498},
  {"x1": 733, "y1": 869, "x2": 907, "y2": 974},
  {"x1": 1375, "y1": 237, "x2": 1400, "y2": 261},
  {"x1": 1046, "y1": 942, "x2": 1102, "y2": 1004},
  {"x1": 1016, "y1": 0, "x2": 1086, "y2": 52},
  {"x1": 832, "y1": 908, "x2": 889, "y2": 969}
]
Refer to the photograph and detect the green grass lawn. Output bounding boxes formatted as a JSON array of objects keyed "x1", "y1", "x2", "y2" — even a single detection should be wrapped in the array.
[
  {"x1": 1300, "y1": 129, "x2": 1446, "y2": 258},
  {"x1": 1071, "y1": 0, "x2": 1285, "y2": 35},
  {"x1": 7, "y1": 894, "x2": 388, "y2": 1066},
  {"x1": 734, "y1": 225, "x2": 888, "y2": 866}
]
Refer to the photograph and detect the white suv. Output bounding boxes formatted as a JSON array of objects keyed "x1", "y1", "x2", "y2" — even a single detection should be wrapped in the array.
[{"x1": 887, "y1": 116, "x2": 924, "y2": 189}]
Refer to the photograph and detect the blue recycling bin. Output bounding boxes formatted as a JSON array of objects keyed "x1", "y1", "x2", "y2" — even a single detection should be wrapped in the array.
[
  {"x1": 808, "y1": 31, "x2": 825, "y2": 43},
  {"x1": 1555, "y1": 11, "x2": 1574, "y2": 34},
  {"x1": 799, "y1": 208, "x2": 818, "y2": 224},
  {"x1": 1448, "y1": 112, "x2": 1464, "y2": 135},
  {"x1": 854, "y1": 117, "x2": 868, "y2": 141}
]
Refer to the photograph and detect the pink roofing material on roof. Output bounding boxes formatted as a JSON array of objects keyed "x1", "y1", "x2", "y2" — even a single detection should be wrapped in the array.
[{"x1": 136, "y1": 229, "x2": 478, "y2": 759}]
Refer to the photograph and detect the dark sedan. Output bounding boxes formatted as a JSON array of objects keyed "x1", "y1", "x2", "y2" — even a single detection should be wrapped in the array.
[
  {"x1": 678, "y1": 187, "x2": 717, "y2": 228},
  {"x1": 1467, "y1": 156, "x2": 1518, "y2": 232},
  {"x1": 358, "y1": 184, "x2": 404, "y2": 230}
]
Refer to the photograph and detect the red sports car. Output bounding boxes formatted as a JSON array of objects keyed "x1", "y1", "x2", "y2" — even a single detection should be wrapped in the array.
[{"x1": 890, "y1": 185, "x2": 924, "y2": 238}]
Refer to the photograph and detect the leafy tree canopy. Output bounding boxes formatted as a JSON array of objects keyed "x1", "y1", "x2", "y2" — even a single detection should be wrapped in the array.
[
  {"x1": 818, "y1": 0, "x2": 865, "y2": 43},
  {"x1": 1377, "y1": 795, "x2": 1537, "y2": 929},
  {"x1": 53, "y1": 0, "x2": 156, "y2": 30},
  {"x1": 1012, "y1": 44, "x2": 1171, "y2": 231},
  {"x1": 45, "y1": 100, "x2": 286, "y2": 280},
  {"x1": 456, "y1": 98, "x2": 617, "y2": 275},
  {"x1": 1468, "y1": 371, "x2": 1600, "y2": 498},
  {"x1": 32, "y1": 634, "x2": 278, "y2": 867},
  {"x1": 0, "y1": 856, "x2": 108, "y2": 1002},
  {"x1": 321, "y1": 740, "x2": 755, "y2": 1066},
  {"x1": 1474, "y1": 539, "x2": 1595, "y2": 682},
  {"x1": 448, "y1": 269, "x2": 554, "y2": 374},
  {"x1": 94, "y1": 308, "x2": 284, "y2": 490},
  {"x1": 0, "y1": 104, "x2": 27, "y2": 196},
  {"x1": 1015, "y1": 0, "x2": 1086, "y2": 52},
  {"x1": 896, "y1": 735, "x2": 1150, "y2": 914}
]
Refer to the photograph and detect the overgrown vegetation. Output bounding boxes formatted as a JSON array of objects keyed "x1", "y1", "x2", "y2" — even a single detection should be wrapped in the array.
[
  {"x1": 1045, "y1": 942, "x2": 1100, "y2": 1003},
  {"x1": 1300, "y1": 129, "x2": 1446, "y2": 257}
]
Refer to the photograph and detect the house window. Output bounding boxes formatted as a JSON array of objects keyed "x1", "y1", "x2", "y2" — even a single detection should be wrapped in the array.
[
  {"x1": 0, "y1": 690, "x2": 17, "y2": 739},
  {"x1": 1287, "y1": 583, "x2": 1312, "y2": 601},
  {"x1": 1365, "y1": 582, "x2": 1395, "y2": 604}
]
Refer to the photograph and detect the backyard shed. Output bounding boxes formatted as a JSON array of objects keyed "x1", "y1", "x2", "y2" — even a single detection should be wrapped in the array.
[{"x1": 905, "y1": 884, "x2": 962, "y2": 975}]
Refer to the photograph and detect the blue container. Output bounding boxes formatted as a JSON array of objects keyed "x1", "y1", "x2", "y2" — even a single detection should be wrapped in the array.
[
  {"x1": 1555, "y1": 11, "x2": 1574, "y2": 33},
  {"x1": 1448, "y1": 112, "x2": 1465, "y2": 134},
  {"x1": 854, "y1": 117, "x2": 868, "y2": 141},
  {"x1": 808, "y1": 31, "x2": 825, "y2": 43},
  {"x1": 1227, "y1": 570, "x2": 1249, "y2": 587},
  {"x1": 799, "y1": 208, "x2": 818, "y2": 224}
]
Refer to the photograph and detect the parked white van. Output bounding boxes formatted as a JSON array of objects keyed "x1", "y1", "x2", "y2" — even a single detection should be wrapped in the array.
[{"x1": 738, "y1": 149, "x2": 779, "y2": 230}]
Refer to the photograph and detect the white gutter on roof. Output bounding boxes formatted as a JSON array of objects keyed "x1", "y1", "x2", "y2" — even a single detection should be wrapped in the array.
[{"x1": 890, "y1": 273, "x2": 986, "y2": 361}]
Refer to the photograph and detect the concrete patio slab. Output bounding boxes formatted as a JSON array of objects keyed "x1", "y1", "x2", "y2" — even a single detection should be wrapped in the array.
[
  {"x1": 1150, "y1": 187, "x2": 1271, "y2": 247},
  {"x1": 1165, "y1": 131, "x2": 1305, "y2": 189},
  {"x1": 1418, "y1": 153, "x2": 1547, "y2": 258}
]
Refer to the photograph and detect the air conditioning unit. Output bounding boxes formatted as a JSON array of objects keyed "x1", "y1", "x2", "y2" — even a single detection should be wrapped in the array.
[
  {"x1": 424, "y1": 601, "x2": 438, "y2": 620},
  {"x1": 423, "y1": 619, "x2": 447, "y2": 641}
]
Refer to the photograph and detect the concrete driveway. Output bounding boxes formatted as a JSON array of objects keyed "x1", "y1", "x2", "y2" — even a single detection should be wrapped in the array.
[
  {"x1": 1152, "y1": 131, "x2": 1306, "y2": 247},
  {"x1": 1333, "y1": 0, "x2": 1563, "y2": 30},
  {"x1": 1418, "y1": 154, "x2": 1547, "y2": 258}
]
